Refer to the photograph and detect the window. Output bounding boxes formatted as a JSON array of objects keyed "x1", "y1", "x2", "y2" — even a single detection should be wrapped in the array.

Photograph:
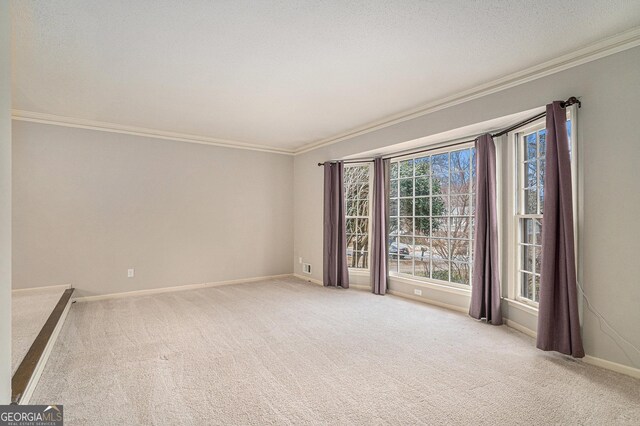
[
  {"x1": 388, "y1": 145, "x2": 476, "y2": 287},
  {"x1": 515, "y1": 124, "x2": 545, "y2": 303},
  {"x1": 514, "y1": 119, "x2": 572, "y2": 304},
  {"x1": 344, "y1": 164, "x2": 372, "y2": 269}
]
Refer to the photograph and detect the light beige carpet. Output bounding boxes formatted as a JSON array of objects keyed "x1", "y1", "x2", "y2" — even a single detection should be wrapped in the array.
[
  {"x1": 31, "y1": 277, "x2": 639, "y2": 425},
  {"x1": 12, "y1": 286, "x2": 66, "y2": 374}
]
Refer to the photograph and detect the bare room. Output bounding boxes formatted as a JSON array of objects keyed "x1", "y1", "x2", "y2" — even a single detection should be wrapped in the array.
[{"x1": 1, "y1": 1, "x2": 639, "y2": 424}]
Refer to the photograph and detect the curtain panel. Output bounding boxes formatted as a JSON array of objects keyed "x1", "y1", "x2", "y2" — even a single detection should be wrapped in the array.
[
  {"x1": 370, "y1": 158, "x2": 388, "y2": 295},
  {"x1": 536, "y1": 102, "x2": 584, "y2": 357},
  {"x1": 323, "y1": 162, "x2": 349, "y2": 288},
  {"x1": 469, "y1": 134, "x2": 503, "y2": 325}
]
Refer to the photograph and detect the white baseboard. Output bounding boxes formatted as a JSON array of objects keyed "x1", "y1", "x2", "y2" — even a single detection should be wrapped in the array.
[
  {"x1": 387, "y1": 289, "x2": 468, "y2": 314},
  {"x1": 19, "y1": 292, "x2": 74, "y2": 405},
  {"x1": 293, "y1": 273, "x2": 323, "y2": 286},
  {"x1": 583, "y1": 355, "x2": 640, "y2": 379},
  {"x1": 295, "y1": 273, "x2": 466, "y2": 312},
  {"x1": 504, "y1": 320, "x2": 640, "y2": 379},
  {"x1": 12, "y1": 284, "x2": 72, "y2": 294},
  {"x1": 292, "y1": 274, "x2": 371, "y2": 292},
  {"x1": 73, "y1": 274, "x2": 292, "y2": 302},
  {"x1": 505, "y1": 319, "x2": 537, "y2": 338}
]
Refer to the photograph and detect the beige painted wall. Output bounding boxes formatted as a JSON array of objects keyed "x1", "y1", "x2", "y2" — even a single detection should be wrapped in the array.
[
  {"x1": 293, "y1": 46, "x2": 640, "y2": 370},
  {"x1": 0, "y1": 0, "x2": 12, "y2": 404},
  {"x1": 12, "y1": 122, "x2": 294, "y2": 297}
]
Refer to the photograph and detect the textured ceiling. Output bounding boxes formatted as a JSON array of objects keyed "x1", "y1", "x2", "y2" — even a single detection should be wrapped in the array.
[{"x1": 11, "y1": 1, "x2": 640, "y2": 151}]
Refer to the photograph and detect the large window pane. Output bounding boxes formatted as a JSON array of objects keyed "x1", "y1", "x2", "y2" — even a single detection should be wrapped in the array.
[
  {"x1": 415, "y1": 177, "x2": 430, "y2": 196},
  {"x1": 357, "y1": 200, "x2": 369, "y2": 216},
  {"x1": 522, "y1": 244, "x2": 534, "y2": 273},
  {"x1": 525, "y1": 161, "x2": 537, "y2": 188},
  {"x1": 451, "y1": 262, "x2": 470, "y2": 285},
  {"x1": 432, "y1": 218, "x2": 448, "y2": 238},
  {"x1": 356, "y1": 218, "x2": 368, "y2": 234},
  {"x1": 521, "y1": 218, "x2": 534, "y2": 245},
  {"x1": 399, "y1": 237, "x2": 413, "y2": 275},
  {"x1": 415, "y1": 197, "x2": 429, "y2": 216},
  {"x1": 400, "y1": 199, "x2": 413, "y2": 216},
  {"x1": 432, "y1": 195, "x2": 448, "y2": 216},
  {"x1": 432, "y1": 260, "x2": 450, "y2": 282},
  {"x1": 449, "y1": 195, "x2": 469, "y2": 216},
  {"x1": 524, "y1": 186, "x2": 537, "y2": 214},
  {"x1": 521, "y1": 272, "x2": 534, "y2": 299},
  {"x1": 432, "y1": 153, "x2": 449, "y2": 195},
  {"x1": 450, "y1": 149, "x2": 471, "y2": 194},
  {"x1": 388, "y1": 236, "x2": 398, "y2": 273},
  {"x1": 414, "y1": 157, "x2": 430, "y2": 176},
  {"x1": 399, "y1": 160, "x2": 413, "y2": 178},
  {"x1": 355, "y1": 234, "x2": 369, "y2": 269},
  {"x1": 388, "y1": 146, "x2": 475, "y2": 287},
  {"x1": 399, "y1": 179, "x2": 413, "y2": 197},
  {"x1": 346, "y1": 235, "x2": 356, "y2": 267},
  {"x1": 432, "y1": 238, "x2": 449, "y2": 261},
  {"x1": 399, "y1": 218, "x2": 413, "y2": 235},
  {"x1": 390, "y1": 180, "x2": 398, "y2": 198},
  {"x1": 414, "y1": 217, "x2": 430, "y2": 236},
  {"x1": 450, "y1": 239, "x2": 470, "y2": 261},
  {"x1": 390, "y1": 162, "x2": 398, "y2": 179},
  {"x1": 389, "y1": 199, "x2": 398, "y2": 216},
  {"x1": 389, "y1": 217, "x2": 398, "y2": 236},
  {"x1": 525, "y1": 133, "x2": 537, "y2": 161},
  {"x1": 415, "y1": 237, "x2": 430, "y2": 260},
  {"x1": 451, "y1": 217, "x2": 470, "y2": 239},
  {"x1": 344, "y1": 164, "x2": 371, "y2": 270}
]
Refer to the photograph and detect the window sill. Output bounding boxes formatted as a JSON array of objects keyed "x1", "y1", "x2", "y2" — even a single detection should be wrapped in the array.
[
  {"x1": 389, "y1": 274, "x2": 471, "y2": 297},
  {"x1": 348, "y1": 269, "x2": 370, "y2": 276}
]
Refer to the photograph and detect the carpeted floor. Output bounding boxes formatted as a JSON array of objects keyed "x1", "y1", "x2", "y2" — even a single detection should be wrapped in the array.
[
  {"x1": 31, "y1": 277, "x2": 639, "y2": 425},
  {"x1": 12, "y1": 286, "x2": 66, "y2": 374}
]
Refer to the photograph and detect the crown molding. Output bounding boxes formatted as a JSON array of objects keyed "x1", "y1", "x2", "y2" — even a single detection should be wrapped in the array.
[
  {"x1": 11, "y1": 110, "x2": 295, "y2": 156},
  {"x1": 11, "y1": 27, "x2": 640, "y2": 156},
  {"x1": 294, "y1": 26, "x2": 640, "y2": 155}
]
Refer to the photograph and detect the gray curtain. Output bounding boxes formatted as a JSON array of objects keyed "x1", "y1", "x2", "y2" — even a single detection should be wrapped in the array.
[
  {"x1": 536, "y1": 102, "x2": 584, "y2": 357},
  {"x1": 323, "y1": 162, "x2": 349, "y2": 288},
  {"x1": 469, "y1": 134, "x2": 503, "y2": 325},
  {"x1": 371, "y1": 158, "x2": 388, "y2": 295}
]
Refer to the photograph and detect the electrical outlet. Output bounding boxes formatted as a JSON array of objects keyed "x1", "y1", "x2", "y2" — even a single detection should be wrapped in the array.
[
  {"x1": 298, "y1": 257, "x2": 303, "y2": 264},
  {"x1": 303, "y1": 263, "x2": 312, "y2": 274},
  {"x1": 414, "y1": 288, "x2": 422, "y2": 296},
  {"x1": 127, "y1": 268, "x2": 135, "y2": 278}
]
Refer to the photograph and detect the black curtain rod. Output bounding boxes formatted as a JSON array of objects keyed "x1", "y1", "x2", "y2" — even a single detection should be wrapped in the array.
[{"x1": 317, "y1": 96, "x2": 581, "y2": 166}]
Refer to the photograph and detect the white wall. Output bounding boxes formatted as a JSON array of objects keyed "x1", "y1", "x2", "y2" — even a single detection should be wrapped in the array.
[
  {"x1": 12, "y1": 121, "x2": 294, "y2": 297},
  {"x1": 0, "y1": 0, "x2": 12, "y2": 404},
  {"x1": 293, "y1": 46, "x2": 640, "y2": 370}
]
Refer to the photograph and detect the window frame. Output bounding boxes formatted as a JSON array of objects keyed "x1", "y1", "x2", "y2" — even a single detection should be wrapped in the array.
[
  {"x1": 513, "y1": 120, "x2": 546, "y2": 306},
  {"x1": 509, "y1": 109, "x2": 576, "y2": 309},
  {"x1": 344, "y1": 162, "x2": 374, "y2": 271},
  {"x1": 388, "y1": 142, "x2": 476, "y2": 291}
]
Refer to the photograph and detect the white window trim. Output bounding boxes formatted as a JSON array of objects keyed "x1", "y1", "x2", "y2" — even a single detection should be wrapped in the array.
[
  {"x1": 388, "y1": 141, "x2": 476, "y2": 290},
  {"x1": 389, "y1": 273, "x2": 471, "y2": 296},
  {"x1": 345, "y1": 162, "x2": 374, "y2": 272}
]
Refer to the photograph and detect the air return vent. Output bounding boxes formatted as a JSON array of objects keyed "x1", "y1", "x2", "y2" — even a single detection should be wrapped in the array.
[{"x1": 302, "y1": 263, "x2": 312, "y2": 274}]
